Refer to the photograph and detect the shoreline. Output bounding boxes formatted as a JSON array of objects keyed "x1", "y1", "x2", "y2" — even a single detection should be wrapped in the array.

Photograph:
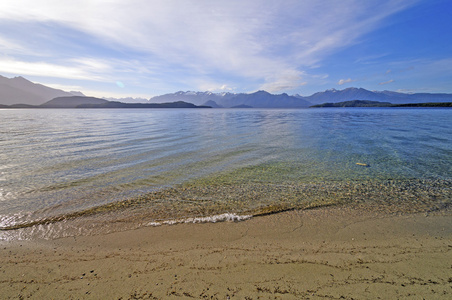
[
  {"x1": 2, "y1": 177, "x2": 450, "y2": 239},
  {"x1": 1, "y1": 206, "x2": 451, "y2": 299}
]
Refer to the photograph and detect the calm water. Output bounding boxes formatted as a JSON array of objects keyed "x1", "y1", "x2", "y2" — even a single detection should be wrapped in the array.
[{"x1": 0, "y1": 108, "x2": 451, "y2": 239}]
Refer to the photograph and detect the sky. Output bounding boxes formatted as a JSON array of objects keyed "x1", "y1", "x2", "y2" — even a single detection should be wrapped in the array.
[{"x1": 0, "y1": 0, "x2": 451, "y2": 98}]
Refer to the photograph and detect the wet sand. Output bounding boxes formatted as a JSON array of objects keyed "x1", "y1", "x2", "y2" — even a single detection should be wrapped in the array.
[{"x1": 1, "y1": 207, "x2": 451, "y2": 299}]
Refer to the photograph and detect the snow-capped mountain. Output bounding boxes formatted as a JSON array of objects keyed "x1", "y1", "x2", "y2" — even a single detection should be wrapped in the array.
[{"x1": 150, "y1": 90, "x2": 311, "y2": 108}]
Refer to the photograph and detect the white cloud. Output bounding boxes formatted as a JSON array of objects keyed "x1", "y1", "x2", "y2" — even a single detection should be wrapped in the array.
[
  {"x1": 0, "y1": 0, "x2": 419, "y2": 93},
  {"x1": 0, "y1": 56, "x2": 157, "y2": 84},
  {"x1": 0, "y1": 58, "x2": 106, "y2": 80},
  {"x1": 338, "y1": 78, "x2": 356, "y2": 85}
]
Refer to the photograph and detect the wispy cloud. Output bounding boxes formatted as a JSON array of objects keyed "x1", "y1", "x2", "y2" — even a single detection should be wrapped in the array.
[
  {"x1": 379, "y1": 79, "x2": 394, "y2": 85},
  {"x1": 0, "y1": 36, "x2": 27, "y2": 54},
  {"x1": 0, "y1": 58, "x2": 107, "y2": 80},
  {"x1": 0, "y1": 0, "x2": 419, "y2": 94},
  {"x1": 338, "y1": 78, "x2": 356, "y2": 85}
]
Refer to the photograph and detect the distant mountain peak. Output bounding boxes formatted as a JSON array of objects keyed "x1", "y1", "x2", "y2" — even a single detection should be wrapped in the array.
[{"x1": 0, "y1": 74, "x2": 74, "y2": 105}]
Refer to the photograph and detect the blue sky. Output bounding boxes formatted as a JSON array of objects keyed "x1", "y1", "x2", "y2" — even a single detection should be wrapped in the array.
[{"x1": 0, "y1": 0, "x2": 451, "y2": 98}]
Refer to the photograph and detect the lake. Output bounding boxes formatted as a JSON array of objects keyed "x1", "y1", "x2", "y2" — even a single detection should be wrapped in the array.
[{"x1": 0, "y1": 108, "x2": 451, "y2": 239}]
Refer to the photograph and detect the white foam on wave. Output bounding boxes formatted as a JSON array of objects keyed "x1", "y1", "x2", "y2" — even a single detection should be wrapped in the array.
[{"x1": 147, "y1": 213, "x2": 252, "y2": 227}]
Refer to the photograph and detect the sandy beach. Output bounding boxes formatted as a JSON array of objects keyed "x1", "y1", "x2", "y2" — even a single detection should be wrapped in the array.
[{"x1": 1, "y1": 206, "x2": 451, "y2": 299}]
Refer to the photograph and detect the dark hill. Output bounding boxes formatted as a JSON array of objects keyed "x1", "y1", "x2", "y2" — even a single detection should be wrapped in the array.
[
  {"x1": 41, "y1": 96, "x2": 109, "y2": 108},
  {"x1": 77, "y1": 100, "x2": 210, "y2": 108},
  {"x1": 1, "y1": 96, "x2": 210, "y2": 109},
  {"x1": 310, "y1": 100, "x2": 452, "y2": 108},
  {"x1": 311, "y1": 100, "x2": 392, "y2": 107},
  {"x1": 202, "y1": 100, "x2": 223, "y2": 108}
]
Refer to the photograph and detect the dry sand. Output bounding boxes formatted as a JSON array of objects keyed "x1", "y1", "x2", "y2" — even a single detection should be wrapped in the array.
[{"x1": 1, "y1": 207, "x2": 451, "y2": 299}]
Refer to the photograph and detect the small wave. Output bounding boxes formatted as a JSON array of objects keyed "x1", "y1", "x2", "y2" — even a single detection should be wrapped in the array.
[
  {"x1": 147, "y1": 213, "x2": 252, "y2": 226},
  {"x1": 0, "y1": 213, "x2": 25, "y2": 229}
]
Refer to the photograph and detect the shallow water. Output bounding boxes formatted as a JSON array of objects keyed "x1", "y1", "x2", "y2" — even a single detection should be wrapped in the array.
[{"x1": 0, "y1": 108, "x2": 451, "y2": 239}]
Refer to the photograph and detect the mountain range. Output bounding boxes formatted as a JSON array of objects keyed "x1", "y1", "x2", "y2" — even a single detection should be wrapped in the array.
[
  {"x1": 151, "y1": 88, "x2": 452, "y2": 107},
  {"x1": 302, "y1": 88, "x2": 452, "y2": 105},
  {"x1": 1, "y1": 75, "x2": 452, "y2": 108},
  {"x1": 150, "y1": 90, "x2": 311, "y2": 108}
]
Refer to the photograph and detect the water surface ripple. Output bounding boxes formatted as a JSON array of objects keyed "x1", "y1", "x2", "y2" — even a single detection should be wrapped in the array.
[{"x1": 0, "y1": 108, "x2": 451, "y2": 239}]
